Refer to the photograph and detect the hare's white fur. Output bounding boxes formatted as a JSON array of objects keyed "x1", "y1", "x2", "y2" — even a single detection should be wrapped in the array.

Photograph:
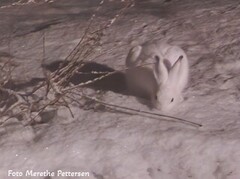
[{"x1": 125, "y1": 40, "x2": 189, "y2": 111}]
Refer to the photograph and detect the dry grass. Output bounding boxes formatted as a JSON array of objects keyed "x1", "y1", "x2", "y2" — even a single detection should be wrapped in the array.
[
  {"x1": 0, "y1": 0, "x2": 135, "y2": 125},
  {"x1": 0, "y1": 0, "x2": 201, "y2": 128}
]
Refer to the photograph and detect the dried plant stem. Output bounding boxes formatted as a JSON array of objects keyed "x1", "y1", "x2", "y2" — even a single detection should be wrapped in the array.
[
  {"x1": 62, "y1": 62, "x2": 156, "y2": 92},
  {"x1": 76, "y1": 92, "x2": 202, "y2": 128}
]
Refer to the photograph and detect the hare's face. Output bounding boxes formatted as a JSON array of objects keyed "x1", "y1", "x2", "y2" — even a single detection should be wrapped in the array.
[{"x1": 155, "y1": 86, "x2": 183, "y2": 111}]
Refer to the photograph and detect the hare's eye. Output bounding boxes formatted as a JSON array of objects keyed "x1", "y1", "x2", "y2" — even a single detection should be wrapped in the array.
[
  {"x1": 155, "y1": 95, "x2": 158, "y2": 100},
  {"x1": 171, "y1": 98, "x2": 174, "y2": 103}
]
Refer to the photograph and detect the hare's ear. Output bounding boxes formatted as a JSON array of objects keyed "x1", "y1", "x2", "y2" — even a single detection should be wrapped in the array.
[
  {"x1": 153, "y1": 55, "x2": 169, "y2": 85},
  {"x1": 126, "y1": 45, "x2": 142, "y2": 67},
  {"x1": 168, "y1": 55, "x2": 183, "y2": 85}
]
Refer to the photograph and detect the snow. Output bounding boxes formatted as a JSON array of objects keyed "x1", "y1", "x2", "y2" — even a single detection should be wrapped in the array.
[{"x1": 1, "y1": 0, "x2": 240, "y2": 179}]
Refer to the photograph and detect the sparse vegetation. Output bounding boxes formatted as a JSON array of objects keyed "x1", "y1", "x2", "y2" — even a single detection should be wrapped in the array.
[{"x1": 0, "y1": 0, "x2": 135, "y2": 125}]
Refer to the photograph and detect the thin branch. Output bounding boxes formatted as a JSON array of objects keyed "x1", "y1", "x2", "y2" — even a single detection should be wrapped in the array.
[{"x1": 70, "y1": 91, "x2": 202, "y2": 128}]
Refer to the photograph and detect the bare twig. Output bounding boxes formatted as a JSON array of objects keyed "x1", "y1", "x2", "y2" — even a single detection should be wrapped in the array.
[
  {"x1": 66, "y1": 90, "x2": 202, "y2": 128},
  {"x1": 83, "y1": 94, "x2": 202, "y2": 127}
]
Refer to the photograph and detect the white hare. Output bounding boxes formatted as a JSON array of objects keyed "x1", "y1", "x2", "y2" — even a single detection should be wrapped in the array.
[{"x1": 125, "y1": 40, "x2": 189, "y2": 111}]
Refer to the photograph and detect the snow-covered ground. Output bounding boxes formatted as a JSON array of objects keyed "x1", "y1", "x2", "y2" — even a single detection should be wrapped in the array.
[{"x1": 1, "y1": 0, "x2": 240, "y2": 178}]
